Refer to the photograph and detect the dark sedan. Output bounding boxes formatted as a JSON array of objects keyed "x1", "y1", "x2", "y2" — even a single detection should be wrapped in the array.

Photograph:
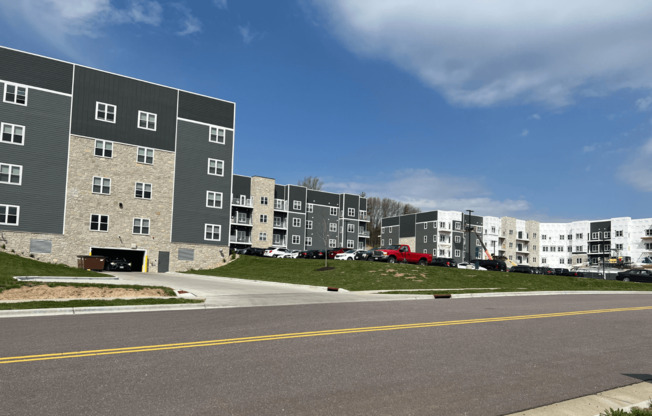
[
  {"x1": 616, "y1": 269, "x2": 652, "y2": 283},
  {"x1": 431, "y1": 258, "x2": 457, "y2": 267},
  {"x1": 509, "y1": 265, "x2": 534, "y2": 274}
]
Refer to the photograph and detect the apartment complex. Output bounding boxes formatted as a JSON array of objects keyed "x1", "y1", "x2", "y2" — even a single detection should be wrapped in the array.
[
  {"x1": 382, "y1": 211, "x2": 652, "y2": 267},
  {"x1": 0, "y1": 46, "x2": 234, "y2": 272},
  {"x1": 231, "y1": 175, "x2": 369, "y2": 251}
]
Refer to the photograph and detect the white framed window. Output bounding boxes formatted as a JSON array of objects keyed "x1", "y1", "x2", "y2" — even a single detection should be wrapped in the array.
[
  {"x1": 559, "y1": 235, "x2": 565, "y2": 240},
  {"x1": 604, "y1": 231, "x2": 611, "y2": 239},
  {"x1": 439, "y1": 221, "x2": 445, "y2": 229},
  {"x1": 1, "y1": 123, "x2": 25, "y2": 145},
  {"x1": 454, "y1": 249, "x2": 461, "y2": 257},
  {"x1": 292, "y1": 235, "x2": 300, "y2": 245},
  {"x1": 575, "y1": 246, "x2": 583, "y2": 252},
  {"x1": 389, "y1": 228, "x2": 392, "y2": 233},
  {"x1": 347, "y1": 207, "x2": 355, "y2": 217},
  {"x1": 209, "y1": 126, "x2": 226, "y2": 144},
  {"x1": 94, "y1": 140, "x2": 113, "y2": 158},
  {"x1": 604, "y1": 244, "x2": 610, "y2": 252},
  {"x1": 329, "y1": 223, "x2": 337, "y2": 232},
  {"x1": 137, "y1": 147, "x2": 154, "y2": 165},
  {"x1": 454, "y1": 236, "x2": 461, "y2": 243},
  {"x1": 293, "y1": 200, "x2": 301, "y2": 210},
  {"x1": 4, "y1": 83, "x2": 27, "y2": 105},
  {"x1": 95, "y1": 102, "x2": 116, "y2": 123},
  {"x1": 388, "y1": 239, "x2": 392, "y2": 245},
  {"x1": 542, "y1": 257, "x2": 547, "y2": 264},
  {"x1": 381, "y1": 239, "x2": 385, "y2": 246},
  {"x1": 135, "y1": 182, "x2": 152, "y2": 199},
  {"x1": 0, "y1": 204, "x2": 19, "y2": 225},
  {"x1": 433, "y1": 235, "x2": 436, "y2": 242},
  {"x1": 329, "y1": 239, "x2": 336, "y2": 248},
  {"x1": 454, "y1": 222, "x2": 461, "y2": 230},
  {"x1": 347, "y1": 224, "x2": 354, "y2": 233},
  {"x1": 559, "y1": 258, "x2": 565, "y2": 265},
  {"x1": 260, "y1": 196, "x2": 268, "y2": 205},
  {"x1": 307, "y1": 220, "x2": 313, "y2": 230},
  {"x1": 306, "y1": 237, "x2": 312, "y2": 246},
  {"x1": 206, "y1": 191, "x2": 222, "y2": 208},
  {"x1": 577, "y1": 258, "x2": 582, "y2": 264},
  {"x1": 423, "y1": 236, "x2": 427, "y2": 243},
  {"x1": 347, "y1": 239, "x2": 354, "y2": 249},
  {"x1": 90, "y1": 214, "x2": 108, "y2": 231},
  {"x1": 616, "y1": 243, "x2": 623, "y2": 250},
  {"x1": 423, "y1": 223, "x2": 427, "y2": 229},
  {"x1": 133, "y1": 218, "x2": 150, "y2": 235},
  {"x1": 207, "y1": 158, "x2": 224, "y2": 176},
  {"x1": 330, "y1": 207, "x2": 338, "y2": 216},
  {"x1": 292, "y1": 217, "x2": 301, "y2": 227},
  {"x1": 615, "y1": 230, "x2": 623, "y2": 237},
  {"x1": 592, "y1": 232, "x2": 600, "y2": 240},
  {"x1": 307, "y1": 203, "x2": 313, "y2": 213},
  {"x1": 541, "y1": 234, "x2": 547, "y2": 240},
  {"x1": 260, "y1": 214, "x2": 268, "y2": 223},
  {"x1": 204, "y1": 224, "x2": 221, "y2": 241},
  {"x1": 0, "y1": 163, "x2": 22, "y2": 185},
  {"x1": 92, "y1": 176, "x2": 111, "y2": 195},
  {"x1": 137, "y1": 111, "x2": 157, "y2": 130},
  {"x1": 576, "y1": 233, "x2": 583, "y2": 239},
  {"x1": 259, "y1": 232, "x2": 267, "y2": 241}
]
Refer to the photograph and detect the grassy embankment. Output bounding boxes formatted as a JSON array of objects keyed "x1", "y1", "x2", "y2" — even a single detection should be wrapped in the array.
[
  {"x1": 0, "y1": 251, "x2": 202, "y2": 310},
  {"x1": 189, "y1": 255, "x2": 652, "y2": 294}
]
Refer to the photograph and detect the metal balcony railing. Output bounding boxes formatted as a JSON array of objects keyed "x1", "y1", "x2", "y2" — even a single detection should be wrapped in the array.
[{"x1": 232, "y1": 197, "x2": 253, "y2": 207}]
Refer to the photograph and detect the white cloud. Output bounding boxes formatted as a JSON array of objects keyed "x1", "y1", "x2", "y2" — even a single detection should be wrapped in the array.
[
  {"x1": 529, "y1": 114, "x2": 541, "y2": 120},
  {"x1": 324, "y1": 169, "x2": 530, "y2": 217},
  {"x1": 310, "y1": 1, "x2": 652, "y2": 107},
  {"x1": 582, "y1": 145, "x2": 596, "y2": 153},
  {"x1": 521, "y1": 129, "x2": 529, "y2": 137},
  {"x1": 636, "y1": 96, "x2": 652, "y2": 111},
  {"x1": 173, "y1": 3, "x2": 201, "y2": 36},
  {"x1": 618, "y1": 137, "x2": 652, "y2": 192},
  {"x1": 213, "y1": 0, "x2": 228, "y2": 9},
  {"x1": 238, "y1": 24, "x2": 258, "y2": 44}
]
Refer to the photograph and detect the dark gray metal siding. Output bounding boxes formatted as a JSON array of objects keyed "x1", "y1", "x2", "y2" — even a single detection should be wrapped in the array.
[
  {"x1": 0, "y1": 87, "x2": 70, "y2": 234},
  {"x1": 415, "y1": 222, "x2": 438, "y2": 255},
  {"x1": 417, "y1": 211, "x2": 438, "y2": 223},
  {"x1": 382, "y1": 226, "x2": 399, "y2": 245},
  {"x1": 171, "y1": 120, "x2": 232, "y2": 245},
  {"x1": 71, "y1": 66, "x2": 177, "y2": 151},
  {"x1": 307, "y1": 189, "x2": 339, "y2": 206},
  {"x1": 359, "y1": 198, "x2": 367, "y2": 211},
  {"x1": 453, "y1": 232, "x2": 464, "y2": 262},
  {"x1": 382, "y1": 216, "x2": 400, "y2": 227},
  {"x1": 399, "y1": 214, "x2": 416, "y2": 238},
  {"x1": 306, "y1": 205, "x2": 338, "y2": 250},
  {"x1": 178, "y1": 91, "x2": 234, "y2": 129},
  {"x1": 0, "y1": 47, "x2": 73, "y2": 94},
  {"x1": 341, "y1": 219, "x2": 358, "y2": 248},
  {"x1": 343, "y1": 194, "x2": 360, "y2": 220},
  {"x1": 287, "y1": 212, "x2": 305, "y2": 250},
  {"x1": 232, "y1": 175, "x2": 251, "y2": 197},
  {"x1": 274, "y1": 185, "x2": 286, "y2": 200},
  {"x1": 288, "y1": 186, "x2": 306, "y2": 214}
]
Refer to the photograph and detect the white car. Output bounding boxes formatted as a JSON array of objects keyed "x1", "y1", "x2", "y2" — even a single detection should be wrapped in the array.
[
  {"x1": 263, "y1": 247, "x2": 287, "y2": 257},
  {"x1": 457, "y1": 262, "x2": 487, "y2": 271},
  {"x1": 282, "y1": 250, "x2": 300, "y2": 259},
  {"x1": 334, "y1": 249, "x2": 357, "y2": 260}
]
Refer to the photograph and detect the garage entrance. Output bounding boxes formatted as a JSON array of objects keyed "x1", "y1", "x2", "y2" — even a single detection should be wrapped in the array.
[{"x1": 91, "y1": 247, "x2": 146, "y2": 272}]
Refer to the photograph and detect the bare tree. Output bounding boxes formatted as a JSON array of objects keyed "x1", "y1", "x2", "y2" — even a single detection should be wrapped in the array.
[
  {"x1": 298, "y1": 176, "x2": 324, "y2": 190},
  {"x1": 366, "y1": 197, "x2": 420, "y2": 247}
]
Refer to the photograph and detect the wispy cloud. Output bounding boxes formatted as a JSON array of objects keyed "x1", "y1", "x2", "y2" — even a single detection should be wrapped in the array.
[
  {"x1": 528, "y1": 114, "x2": 541, "y2": 120},
  {"x1": 213, "y1": 0, "x2": 228, "y2": 9},
  {"x1": 173, "y1": 3, "x2": 202, "y2": 36},
  {"x1": 238, "y1": 24, "x2": 258, "y2": 44},
  {"x1": 636, "y1": 95, "x2": 652, "y2": 111},
  {"x1": 582, "y1": 145, "x2": 596, "y2": 153},
  {"x1": 521, "y1": 129, "x2": 529, "y2": 137},
  {"x1": 618, "y1": 137, "x2": 652, "y2": 192},
  {"x1": 310, "y1": 1, "x2": 652, "y2": 107},
  {"x1": 324, "y1": 169, "x2": 530, "y2": 217}
]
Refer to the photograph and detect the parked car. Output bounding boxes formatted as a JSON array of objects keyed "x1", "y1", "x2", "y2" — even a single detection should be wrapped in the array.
[
  {"x1": 479, "y1": 260, "x2": 507, "y2": 271},
  {"x1": 249, "y1": 247, "x2": 265, "y2": 256},
  {"x1": 282, "y1": 250, "x2": 300, "y2": 259},
  {"x1": 535, "y1": 267, "x2": 554, "y2": 275},
  {"x1": 431, "y1": 257, "x2": 457, "y2": 268},
  {"x1": 553, "y1": 268, "x2": 571, "y2": 276},
  {"x1": 371, "y1": 245, "x2": 432, "y2": 265},
  {"x1": 306, "y1": 249, "x2": 326, "y2": 259},
  {"x1": 334, "y1": 249, "x2": 357, "y2": 260},
  {"x1": 509, "y1": 265, "x2": 534, "y2": 274},
  {"x1": 457, "y1": 262, "x2": 487, "y2": 271},
  {"x1": 355, "y1": 249, "x2": 375, "y2": 261},
  {"x1": 327, "y1": 248, "x2": 346, "y2": 259},
  {"x1": 616, "y1": 269, "x2": 652, "y2": 283},
  {"x1": 297, "y1": 250, "x2": 312, "y2": 259},
  {"x1": 263, "y1": 247, "x2": 287, "y2": 257},
  {"x1": 106, "y1": 257, "x2": 131, "y2": 271}
]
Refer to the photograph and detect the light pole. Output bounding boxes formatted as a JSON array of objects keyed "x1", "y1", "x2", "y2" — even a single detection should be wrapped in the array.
[{"x1": 466, "y1": 209, "x2": 474, "y2": 264}]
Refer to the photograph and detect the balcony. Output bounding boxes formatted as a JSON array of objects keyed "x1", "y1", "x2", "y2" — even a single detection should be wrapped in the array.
[
  {"x1": 274, "y1": 200, "x2": 287, "y2": 211},
  {"x1": 273, "y1": 237, "x2": 287, "y2": 246},
  {"x1": 516, "y1": 233, "x2": 529, "y2": 241},
  {"x1": 643, "y1": 229, "x2": 652, "y2": 239},
  {"x1": 231, "y1": 216, "x2": 252, "y2": 226},
  {"x1": 273, "y1": 220, "x2": 288, "y2": 229},
  {"x1": 358, "y1": 230, "x2": 370, "y2": 237},
  {"x1": 232, "y1": 197, "x2": 253, "y2": 208},
  {"x1": 230, "y1": 235, "x2": 251, "y2": 244}
]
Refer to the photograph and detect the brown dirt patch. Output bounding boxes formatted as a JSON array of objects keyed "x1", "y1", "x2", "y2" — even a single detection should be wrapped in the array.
[{"x1": 0, "y1": 285, "x2": 167, "y2": 301}]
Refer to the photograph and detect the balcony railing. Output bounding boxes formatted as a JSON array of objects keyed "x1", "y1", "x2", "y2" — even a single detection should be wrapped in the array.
[
  {"x1": 358, "y1": 230, "x2": 370, "y2": 237},
  {"x1": 230, "y1": 235, "x2": 251, "y2": 244},
  {"x1": 273, "y1": 220, "x2": 288, "y2": 229},
  {"x1": 643, "y1": 229, "x2": 652, "y2": 239},
  {"x1": 274, "y1": 200, "x2": 287, "y2": 210},
  {"x1": 231, "y1": 217, "x2": 252, "y2": 226},
  {"x1": 232, "y1": 197, "x2": 253, "y2": 207},
  {"x1": 273, "y1": 238, "x2": 287, "y2": 246}
]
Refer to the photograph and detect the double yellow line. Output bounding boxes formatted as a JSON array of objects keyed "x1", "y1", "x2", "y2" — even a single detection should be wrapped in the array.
[{"x1": 2, "y1": 306, "x2": 651, "y2": 365}]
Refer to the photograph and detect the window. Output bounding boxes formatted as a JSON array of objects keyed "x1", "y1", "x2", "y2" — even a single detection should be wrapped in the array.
[
  {"x1": 440, "y1": 221, "x2": 446, "y2": 228},
  {"x1": 92, "y1": 177, "x2": 111, "y2": 195},
  {"x1": 433, "y1": 235, "x2": 436, "y2": 242},
  {"x1": 306, "y1": 237, "x2": 312, "y2": 246},
  {"x1": 330, "y1": 207, "x2": 338, "y2": 216},
  {"x1": 1, "y1": 123, "x2": 25, "y2": 145},
  {"x1": 615, "y1": 230, "x2": 623, "y2": 237},
  {"x1": 260, "y1": 196, "x2": 268, "y2": 205},
  {"x1": 604, "y1": 244, "x2": 610, "y2": 252},
  {"x1": 454, "y1": 236, "x2": 461, "y2": 243},
  {"x1": 615, "y1": 243, "x2": 623, "y2": 250},
  {"x1": 575, "y1": 246, "x2": 583, "y2": 252},
  {"x1": 94, "y1": 140, "x2": 113, "y2": 158},
  {"x1": 592, "y1": 232, "x2": 600, "y2": 240},
  {"x1": 347, "y1": 239, "x2": 354, "y2": 249},
  {"x1": 550, "y1": 247, "x2": 556, "y2": 252},
  {"x1": 348, "y1": 208, "x2": 355, "y2": 217},
  {"x1": 454, "y1": 222, "x2": 461, "y2": 230},
  {"x1": 509, "y1": 242, "x2": 513, "y2": 248},
  {"x1": 292, "y1": 218, "x2": 301, "y2": 227},
  {"x1": 576, "y1": 233, "x2": 583, "y2": 239},
  {"x1": 560, "y1": 258, "x2": 565, "y2": 264},
  {"x1": 542, "y1": 258, "x2": 547, "y2": 264},
  {"x1": 0, "y1": 204, "x2": 19, "y2": 225},
  {"x1": 388, "y1": 239, "x2": 392, "y2": 245},
  {"x1": 577, "y1": 258, "x2": 582, "y2": 264},
  {"x1": 307, "y1": 203, "x2": 313, "y2": 213},
  {"x1": 533, "y1": 233, "x2": 537, "y2": 238},
  {"x1": 133, "y1": 218, "x2": 150, "y2": 235},
  {"x1": 560, "y1": 235, "x2": 564, "y2": 240},
  {"x1": 260, "y1": 214, "x2": 268, "y2": 223},
  {"x1": 381, "y1": 239, "x2": 385, "y2": 246},
  {"x1": 329, "y1": 239, "x2": 336, "y2": 248},
  {"x1": 0, "y1": 163, "x2": 22, "y2": 185},
  {"x1": 138, "y1": 147, "x2": 154, "y2": 165},
  {"x1": 209, "y1": 126, "x2": 225, "y2": 144},
  {"x1": 204, "y1": 224, "x2": 221, "y2": 241},
  {"x1": 293, "y1": 200, "x2": 301, "y2": 210},
  {"x1": 424, "y1": 236, "x2": 428, "y2": 243},
  {"x1": 542, "y1": 235, "x2": 547, "y2": 240},
  {"x1": 646, "y1": 243, "x2": 652, "y2": 250},
  {"x1": 567, "y1": 246, "x2": 572, "y2": 252},
  {"x1": 90, "y1": 214, "x2": 108, "y2": 231},
  {"x1": 306, "y1": 220, "x2": 313, "y2": 230},
  {"x1": 135, "y1": 182, "x2": 152, "y2": 199},
  {"x1": 568, "y1": 234, "x2": 572, "y2": 240},
  {"x1": 424, "y1": 223, "x2": 427, "y2": 229},
  {"x1": 137, "y1": 111, "x2": 157, "y2": 130},
  {"x1": 259, "y1": 232, "x2": 267, "y2": 241},
  {"x1": 95, "y1": 102, "x2": 116, "y2": 123},
  {"x1": 329, "y1": 223, "x2": 337, "y2": 232},
  {"x1": 491, "y1": 226, "x2": 496, "y2": 233},
  {"x1": 509, "y1": 230, "x2": 514, "y2": 235},
  {"x1": 4, "y1": 83, "x2": 27, "y2": 105},
  {"x1": 591, "y1": 245, "x2": 599, "y2": 253},
  {"x1": 454, "y1": 249, "x2": 461, "y2": 257},
  {"x1": 292, "y1": 235, "x2": 300, "y2": 245},
  {"x1": 206, "y1": 191, "x2": 222, "y2": 208},
  {"x1": 543, "y1": 246, "x2": 549, "y2": 252},
  {"x1": 207, "y1": 158, "x2": 223, "y2": 176},
  {"x1": 440, "y1": 235, "x2": 447, "y2": 242},
  {"x1": 604, "y1": 231, "x2": 611, "y2": 239},
  {"x1": 347, "y1": 224, "x2": 354, "y2": 233}
]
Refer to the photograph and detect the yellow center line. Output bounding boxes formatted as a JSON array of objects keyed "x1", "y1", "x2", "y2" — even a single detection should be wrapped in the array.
[{"x1": 2, "y1": 306, "x2": 651, "y2": 365}]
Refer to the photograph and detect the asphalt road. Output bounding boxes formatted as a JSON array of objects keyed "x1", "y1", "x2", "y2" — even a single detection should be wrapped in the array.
[{"x1": 1, "y1": 295, "x2": 651, "y2": 415}]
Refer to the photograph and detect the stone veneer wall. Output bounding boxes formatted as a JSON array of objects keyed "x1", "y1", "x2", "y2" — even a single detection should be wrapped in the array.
[
  {"x1": 399, "y1": 237, "x2": 416, "y2": 251},
  {"x1": 526, "y1": 220, "x2": 540, "y2": 266},
  {"x1": 250, "y1": 177, "x2": 275, "y2": 248},
  {"x1": 0, "y1": 136, "x2": 231, "y2": 273},
  {"x1": 501, "y1": 217, "x2": 517, "y2": 263}
]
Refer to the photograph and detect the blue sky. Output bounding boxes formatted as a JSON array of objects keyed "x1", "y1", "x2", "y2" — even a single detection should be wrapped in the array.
[{"x1": 1, "y1": 0, "x2": 652, "y2": 221}]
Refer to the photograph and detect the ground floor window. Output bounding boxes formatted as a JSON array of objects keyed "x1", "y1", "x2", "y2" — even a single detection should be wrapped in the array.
[
  {"x1": 0, "y1": 204, "x2": 19, "y2": 225},
  {"x1": 292, "y1": 235, "x2": 300, "y2": 245},
  {"x1": 205, "y1": 224, "x2": 221, "y2": 241},
  {"x1": 133, "y1": 218, "x2": 150, "y2": 235},
  {"x1": 90, "y1": 214, "x2": 108, "y2": 231}
]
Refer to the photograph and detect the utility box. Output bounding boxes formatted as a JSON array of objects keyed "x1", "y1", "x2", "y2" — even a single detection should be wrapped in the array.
[{"x1": 77, "y1": 255, "x2": 106, "y2": 271}]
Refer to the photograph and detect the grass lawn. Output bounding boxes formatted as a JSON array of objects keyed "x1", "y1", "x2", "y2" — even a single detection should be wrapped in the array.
[
  {"x1": 188, "y1": 255, "x2": 652, "y2": 294},
  {"x1": 0, "y1": 251, "x2": 202, "y2": 309}
]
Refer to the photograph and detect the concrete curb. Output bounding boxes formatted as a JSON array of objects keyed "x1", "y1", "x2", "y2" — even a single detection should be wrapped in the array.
[{"x1": 0, "y1": 302, "x2": 209, "y2": 318}]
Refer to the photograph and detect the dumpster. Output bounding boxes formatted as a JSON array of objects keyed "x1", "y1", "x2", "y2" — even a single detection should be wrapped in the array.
[{"x1": 77, "y1": 255, "x2": 106, "y2": 271}]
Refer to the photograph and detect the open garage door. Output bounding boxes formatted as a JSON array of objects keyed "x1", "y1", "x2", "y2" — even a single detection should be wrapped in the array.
[{"x1": 91, "y1": 247, "x2": 146, "y2": 272}]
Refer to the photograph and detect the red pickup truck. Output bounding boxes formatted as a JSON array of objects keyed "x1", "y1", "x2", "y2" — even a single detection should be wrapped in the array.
[{"x1": 371, "y1": 244, "x2": 432, "y2": 265}]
